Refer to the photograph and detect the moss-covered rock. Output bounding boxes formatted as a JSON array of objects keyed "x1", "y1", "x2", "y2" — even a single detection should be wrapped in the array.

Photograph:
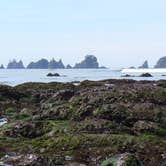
[
  {"x1": 0, "y1": 80, "x2": 166, "y2": 165},
  {"x1": 101, "y1": 153, "x2": 142, "y2": 166}
]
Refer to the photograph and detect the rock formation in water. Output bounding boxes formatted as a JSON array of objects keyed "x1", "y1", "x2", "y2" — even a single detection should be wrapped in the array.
[
  {"x1": 74, "y1": 55, "x2": 99, "y2": 68},
  {"x1": 99, "y1": 66, "x2": 107, "y2": 69},
  {"x1": 0, "y1": 64, "x2": 4, "y2": 69},
  {"x1": 138, "y1": 60, "x2": 149, "y2": 69},
  {"x1": 47, "y1": 73, "x2": 60, "y2": 77},
  {"x1": 154, "y1": 56, "x2": 166, "y2": 68},
  {"x1": 140, "y1": 73, "x2": 153, "y2": 77},
  {"x1": 129, "y1": 66, "x2": 136, "y2": 69},
  {"x1": 27, "y1": 59, "x2": 49, "y2": 69},
  {"x1": 7, "y1": 60, "x2": 24, "y2": 69},
  {"x1": 48, "y1": 59, "x2": 65, "y2": 69}
]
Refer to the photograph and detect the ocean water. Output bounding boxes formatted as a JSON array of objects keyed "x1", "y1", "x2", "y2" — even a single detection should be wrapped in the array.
[{"x1": 0, "y1": 69, "x2": 166, "y2": 86}]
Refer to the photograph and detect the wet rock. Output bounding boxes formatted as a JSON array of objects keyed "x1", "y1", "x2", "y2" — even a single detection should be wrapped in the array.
[
  {"x1": 121, "y1": 74, "x2": 133, "y2": 77},
  {"x1": 66, "y1": 162, "x2": 87, "y2": 166},
  {"x1": 94, "y1": 104, "x2": 129, "y2": 123},
  {"x1": 104, "y1": 83, "x2": 115, "y2": 88},
  {"x1": 5, "y1": 122, "x2": 51, "y2": 138},
  {"x1": 72, "y1": 81, "x2": 80, "y2": 86},
  {"x1": 1, "y1": 153, "x2": 41, "y2": 166},
  {"x1": 129, "y1": 66, "x2": 136, "y2": 69},
  {"x1": 44, "y1": 90, "x2": 75, "y2": 106},
  {"x1": 140, "y1": 73, "x2": 153, "y2": 77},
  {"x1": 0, "y1": 84, "x2": 26, "y2": 101},
  {"x1": 47, "y1": 73, "x2": 60, "y2": 77},
  {"x1": 20, "y1": 108, "x2": 32, "y2": 116},
  {"x1": 0, "y1": 80, "x2": 166, "y2": 165},
  {"x1": 133, "y1": 120, "x2": 158, "y2": 134},
  {"x1": 101, "y1": 153, "x2": 142, "y2": 166}
]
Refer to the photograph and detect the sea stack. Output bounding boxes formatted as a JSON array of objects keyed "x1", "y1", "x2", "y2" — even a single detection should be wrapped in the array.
[
  {"x1": 66, "y1": 64, "x2": 72, "y2": 69},
  {"x1": 27, "y1": 59, "x2": 49, "y2": 69},
  {"x1": 7, "y1": 60, "x2": 24, "y2": 69},
  {"x1": 48, "y1": 59, "x2": 65, "y2": 69},
  {"x1": 154, "y1": 56, "x2": 166, "y2": 68},
  {"x1": 74, "y1": 55, "x2": 99, "y2": 69},
  {"x1": 0, "y1": 64, "x2": 4, "y2": 69},
  {"x1": 138, "y1": 60, "x2": 149, "y2": 69}
]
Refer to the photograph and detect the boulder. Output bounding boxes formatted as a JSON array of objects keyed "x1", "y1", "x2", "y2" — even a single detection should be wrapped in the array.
[{"x1": 1, "y1": 153, "x2": 42, "y2": 166}]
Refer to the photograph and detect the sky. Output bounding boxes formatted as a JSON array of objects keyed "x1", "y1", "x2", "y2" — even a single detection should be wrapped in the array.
[{"x1": 0, "y1": 0, "x2": 166, "y2": 69}]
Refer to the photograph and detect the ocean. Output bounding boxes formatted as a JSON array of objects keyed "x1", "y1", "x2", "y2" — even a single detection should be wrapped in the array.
[{"x1": 0, "y1": 68, "x2": 166, "y2": 86}]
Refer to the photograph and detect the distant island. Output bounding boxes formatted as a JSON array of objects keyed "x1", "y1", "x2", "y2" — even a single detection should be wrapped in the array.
[
  {"x1": 1, "y1": 55, "x2": 106, "y2": 69},
  {"x1": 1, "y1": 56, "x2": 166, "y2": 69}
]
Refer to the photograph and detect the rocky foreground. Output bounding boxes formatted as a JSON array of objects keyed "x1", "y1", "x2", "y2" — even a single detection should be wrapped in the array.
[{"x1": 0, "y1": 79, "x2": 166, "y2": 165}]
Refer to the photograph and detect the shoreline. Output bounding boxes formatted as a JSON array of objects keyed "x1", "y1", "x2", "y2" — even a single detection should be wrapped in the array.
[{"x1": 0, "y1": 68, "x2": 166, "y2": 87}]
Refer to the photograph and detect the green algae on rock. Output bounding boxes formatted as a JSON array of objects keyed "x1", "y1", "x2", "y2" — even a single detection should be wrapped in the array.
[{"x1": 0, "y1": 79, "x2": 166, "y2": 165}]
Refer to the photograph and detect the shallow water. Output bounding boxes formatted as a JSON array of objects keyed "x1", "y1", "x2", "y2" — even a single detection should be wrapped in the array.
[
  {"x1": 0, "y1": 69, "x2": 165, "y2": 86},
  {"x1": 0, "y1": 118, "x2": 8, "y2": 127}
]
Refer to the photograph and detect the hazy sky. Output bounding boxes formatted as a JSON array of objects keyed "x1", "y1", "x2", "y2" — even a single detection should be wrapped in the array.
[{"x1": 0, "y1": 0, "x2": 166, "y2": 68}]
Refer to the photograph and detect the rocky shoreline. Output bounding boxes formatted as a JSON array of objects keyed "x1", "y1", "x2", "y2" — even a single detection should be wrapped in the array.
[{"x1": 0, "y1": 79, "x2": 166, "y2": 165}]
